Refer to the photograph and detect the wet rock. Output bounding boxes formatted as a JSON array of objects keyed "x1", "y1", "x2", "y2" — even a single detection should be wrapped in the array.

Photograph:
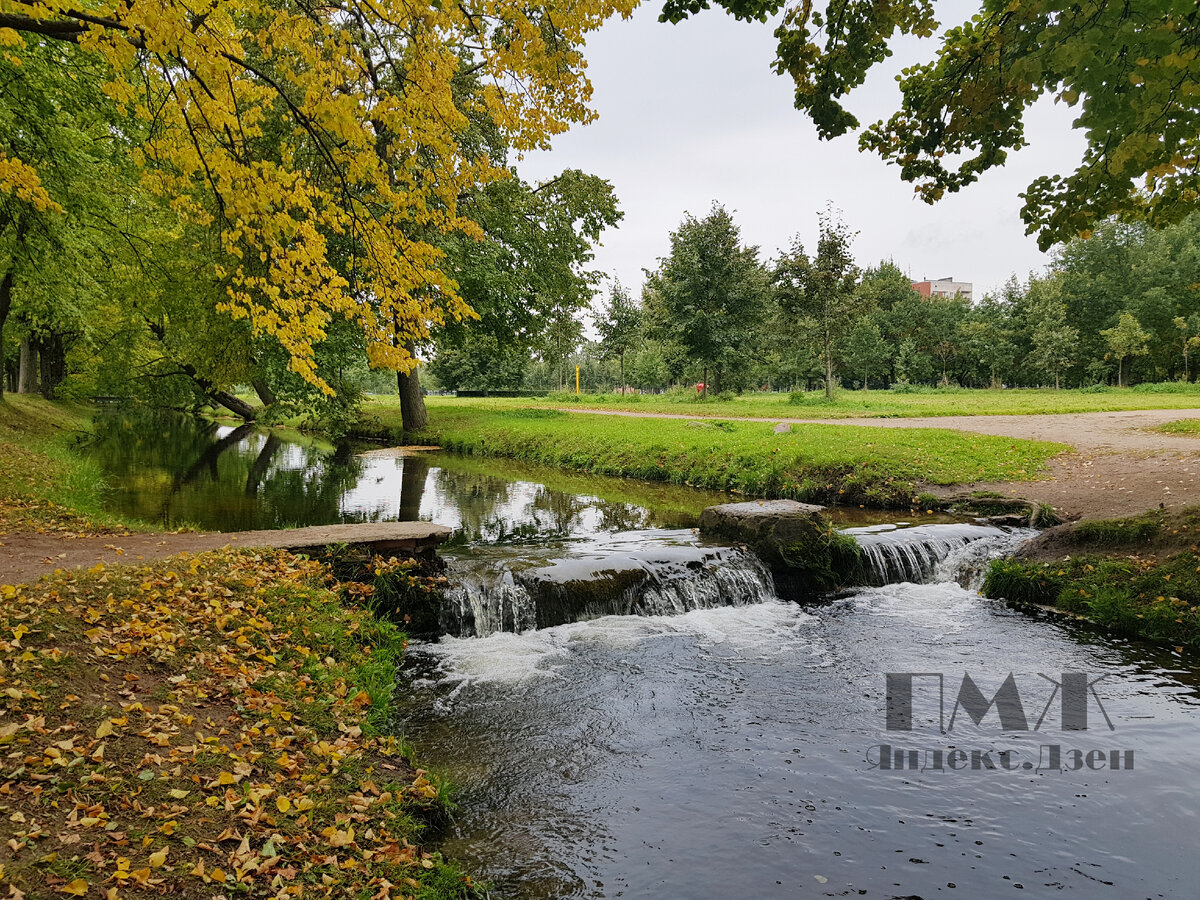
[{"x1": 699, "y1": 500, "x2": 865, "y2": 600}]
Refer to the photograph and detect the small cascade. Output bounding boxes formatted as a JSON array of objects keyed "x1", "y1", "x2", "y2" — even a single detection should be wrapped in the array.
[
  {"x1": 441, "y1": 531, "x2": 777, "y2": 637},
  {"x1": 844, "y1": 523, "x2": 1035, "y2": 587}
]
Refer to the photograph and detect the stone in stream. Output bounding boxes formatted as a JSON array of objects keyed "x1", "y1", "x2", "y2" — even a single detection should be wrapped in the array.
[{"x1": 698, "y1": 500, "x2": 866, "y2": 601}]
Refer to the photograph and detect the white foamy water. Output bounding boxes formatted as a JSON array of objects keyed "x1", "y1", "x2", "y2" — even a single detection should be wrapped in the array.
[{"x1": 417, "y1": 599, "x2": 819, "y2": 686}]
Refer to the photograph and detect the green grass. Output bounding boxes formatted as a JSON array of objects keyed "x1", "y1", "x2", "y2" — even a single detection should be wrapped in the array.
[
  {"x1": 360, "y1": 401, "x2": 1067, "y2": 507},
  {"x1": 1153, "y1": 418, "x2": 1200, "y2": 435},
  {"x1": 0, "y1": 395, "x2": 149, "y2": 533},
  {"x1": 984, "y1": 552, "x2": 1200, "y2": 648},
  {"x1": 387, "y1": 383, "x2": 1200, "y2": 421}
]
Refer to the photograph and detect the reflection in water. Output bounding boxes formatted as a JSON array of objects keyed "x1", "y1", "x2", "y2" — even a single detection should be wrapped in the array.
[{"x1": 87, "y1": 410, "x2": 735, "y2": 535}]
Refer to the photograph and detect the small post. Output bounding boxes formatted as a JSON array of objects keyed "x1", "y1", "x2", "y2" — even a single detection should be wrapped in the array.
[{"x1": 575, "y1": 365, "x2": 580, "y2": 395}]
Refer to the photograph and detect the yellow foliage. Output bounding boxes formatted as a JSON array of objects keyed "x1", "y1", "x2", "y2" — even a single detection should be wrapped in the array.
[{"x1": 1, "y1": 0, "x2": 636, "y2": 392}]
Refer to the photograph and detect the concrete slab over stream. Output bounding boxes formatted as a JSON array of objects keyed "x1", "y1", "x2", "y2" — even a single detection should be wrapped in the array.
[{"x1": 0, "y1": 522, "x2": 454, "y2": 585}]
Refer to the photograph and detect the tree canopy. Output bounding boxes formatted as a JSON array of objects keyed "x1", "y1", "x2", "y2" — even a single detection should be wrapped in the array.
[
  {"x1": 662, "y1": 0, "x2": 1200, "y2": 249},
  {"x1": 0, "y1": 0, "x2": 634, "y2": 392}
]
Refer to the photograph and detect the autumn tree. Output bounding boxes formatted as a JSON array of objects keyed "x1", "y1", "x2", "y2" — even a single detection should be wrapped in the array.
[
  {"x1": 773, "y1": 212, "x2": 861, "y2": 399},
  {"x1": 0, "y1": 0, "x2": 635, "y2": 398}
]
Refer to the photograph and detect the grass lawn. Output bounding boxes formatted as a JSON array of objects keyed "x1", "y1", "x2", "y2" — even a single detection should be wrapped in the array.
[
  {"x1": 401, "y1": 384, "x2": 1200, "y2": 420},
  {"x1": 0, "y1": 395, "x2": 148, "y2": 535},
  {"x1": 358, "y1": 400, "x2": 1068, "y2": 507}
]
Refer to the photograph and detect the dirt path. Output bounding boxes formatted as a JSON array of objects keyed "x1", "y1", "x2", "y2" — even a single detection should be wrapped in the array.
[
  {"x1": 0, "y1": 522, "x2": 449, "y2": 586},
  {"x1": 563, "y1": 406, "x2": 1200, "y2": 519}
]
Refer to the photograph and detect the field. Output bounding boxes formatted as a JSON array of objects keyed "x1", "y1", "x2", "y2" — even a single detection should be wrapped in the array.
[
  {"x1": 359, "y1": 399, "x2": 1067, "y2": 507},
  {"x1": 409, "y1": 384, "x2": 1200, "y2": 420}
]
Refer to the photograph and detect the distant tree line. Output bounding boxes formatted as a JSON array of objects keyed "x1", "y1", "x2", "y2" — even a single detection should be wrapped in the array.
[{"x1": 429, "y1": 205, "x2": 1200, "y2": 395}]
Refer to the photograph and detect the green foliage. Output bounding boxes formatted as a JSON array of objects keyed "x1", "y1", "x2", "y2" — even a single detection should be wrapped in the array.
[
  {"x1": 1073, "y1": 512, "x2": 1163, "y2": 547},
  {"x1": 686, "y1": 0, "x2": 1200, "y2": 247},
  {"x1": 1154, "y1": 418, "x2": 1200, "y2": 435},
  {"x1": 774, "y1": 211, "x2": 863, "y2": 398},
  {"x1": 644, "y1": 203, "x2": 769, "y2": 395}
]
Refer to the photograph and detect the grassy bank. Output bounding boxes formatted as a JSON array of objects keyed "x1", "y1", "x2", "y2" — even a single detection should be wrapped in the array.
[
  {"x1": 983, "y1": 508, "x2": 1200, "y2": 648},
  {"x1": 0, "y1": 550, "x2": 473, "y2": 898},
  {"x1": 0, "y1": 396, "x2": 146, "y2": 535},
  {"x1": 392, "y1": 383, "x2": 1200, "y2": 421},
  {"x1": 0, "y1": 399, "x2": 476, "y2": 898},
  {"x1": 358, "y1": 401, "x2": 1067, "y2": 507}
]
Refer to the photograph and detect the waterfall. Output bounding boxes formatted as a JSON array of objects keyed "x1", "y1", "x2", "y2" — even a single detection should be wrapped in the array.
[
  {"x1": 844, "y1": 523, "x2": 1036, "y2": 588},
  {"x1": 441, "y1": 531, "x2": 778, "y2": 637}
]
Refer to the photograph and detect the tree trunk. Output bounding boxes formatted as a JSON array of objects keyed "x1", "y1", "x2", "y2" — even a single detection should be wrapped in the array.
[
  {"x1": 0, "y1": 268, "x2": 13, "y2": 401},
  {"x1": 17, "y1": 336, "x2": 36, "y2": 393},
  {"x1": 713, "y1": 365, "x2": 723, "y2": 396},
  {"x1": 619, "y1": 352, "x2": 625, "y2": 393},
  {"x1": 824, "y1": 355, "x2": 835, "y2": 400},
  {"x1": 211, "y1": 388, "x2": 258, "y2": 420},
  {"x1": 251, "y1": 377, "x2": 277, "y2": 408},
  {"x1": 702, "y1": 365, "x2": 708, "y2": 399},
  {"x1": 397, "y1": 341, "x2": 427, "y2": 432},
  {"x1": 38, "y1": 333, "x2": 66, "y2": 400}
]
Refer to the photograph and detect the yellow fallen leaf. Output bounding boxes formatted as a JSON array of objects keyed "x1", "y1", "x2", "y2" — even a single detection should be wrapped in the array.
[
  {"x1": 60, "y1": 880, "x2": 89, "y2": 896},
  {"x1": 96, "y1": 719, "x2": 115, "y2": 739},
  {"x1": 148, "y1": 848, "x2": 167, "y2": 867},
  {"x1": 216, "y1": 771, "x2": 237, "y2": 785}
]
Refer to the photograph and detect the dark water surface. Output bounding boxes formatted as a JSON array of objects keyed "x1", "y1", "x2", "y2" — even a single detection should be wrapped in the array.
[{"x1": 85, "y1": 410, "x2": 1200, "y2": 898}]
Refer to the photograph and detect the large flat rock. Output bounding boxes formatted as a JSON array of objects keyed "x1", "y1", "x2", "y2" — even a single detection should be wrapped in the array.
[
  {"x1": 699, "y1": 500, "x2": 864, "y2": 600},
  {"x1": 699, "y1": 500, "x2": 827, "y2": 545}
]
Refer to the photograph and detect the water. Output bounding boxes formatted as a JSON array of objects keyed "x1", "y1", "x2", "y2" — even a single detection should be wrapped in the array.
[
  {"x1": 85, "y1": 410, "x2": 1200, "y2": 896},
  {"x1": 83, "y1": 409, "x2": 735, "y2": 534},
  {"x1": 401, "y1": 579, "x2": 1200, "y2": 898}
]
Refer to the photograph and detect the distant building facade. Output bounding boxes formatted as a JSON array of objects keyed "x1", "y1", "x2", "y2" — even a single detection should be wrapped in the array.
[{"x1": 911, "y1": 277, "x2": 972, "y2": 302}]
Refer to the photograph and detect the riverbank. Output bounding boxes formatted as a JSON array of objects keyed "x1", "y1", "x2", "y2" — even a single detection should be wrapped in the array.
[
  {"x1": 0, "y1": 398, "x2": 476, "y2": 898},
  {"x1": 356, "y1": 400, "x2": 1066, "y2": 509},
  {"x1": 983, "y1": 507, "x2": 1200, "y2": 647},
  {"x1": 0, "y1": 396, "x2": 147, "y2": 535}
]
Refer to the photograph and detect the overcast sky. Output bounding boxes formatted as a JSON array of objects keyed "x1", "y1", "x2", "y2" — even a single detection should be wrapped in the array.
[{"x1": 517, "y1": 1, "x2": 1088, "y2": 301}]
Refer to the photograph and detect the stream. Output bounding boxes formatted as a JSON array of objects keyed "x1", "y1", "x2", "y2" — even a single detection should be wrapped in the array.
[{"x1": 87, "y1": 410, "x2": 1200, "y2": 898}]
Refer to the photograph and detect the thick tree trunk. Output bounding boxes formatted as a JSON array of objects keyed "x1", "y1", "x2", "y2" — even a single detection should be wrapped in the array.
[
  {"x1": 17, "y1": 336, "x2": 36, "y2": 393},
  {"x1": 38, "y1": 333, "x2": 66, "y2": 400},
  {"x1": 713, "y1": 365, "x2": 723, "y2": 396},
  {"x1": 397, "y1": 342, "x2": 427, "y2": 432},
  {"x1": 0, "y1": 268, "x2": 13, "y2": 400},
  {"x1": 210, "y1": 389, "x2": 258, "y2": 421},
  {"x1": 825, "y1": 355, "x2": 835, "y2": 400}
]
